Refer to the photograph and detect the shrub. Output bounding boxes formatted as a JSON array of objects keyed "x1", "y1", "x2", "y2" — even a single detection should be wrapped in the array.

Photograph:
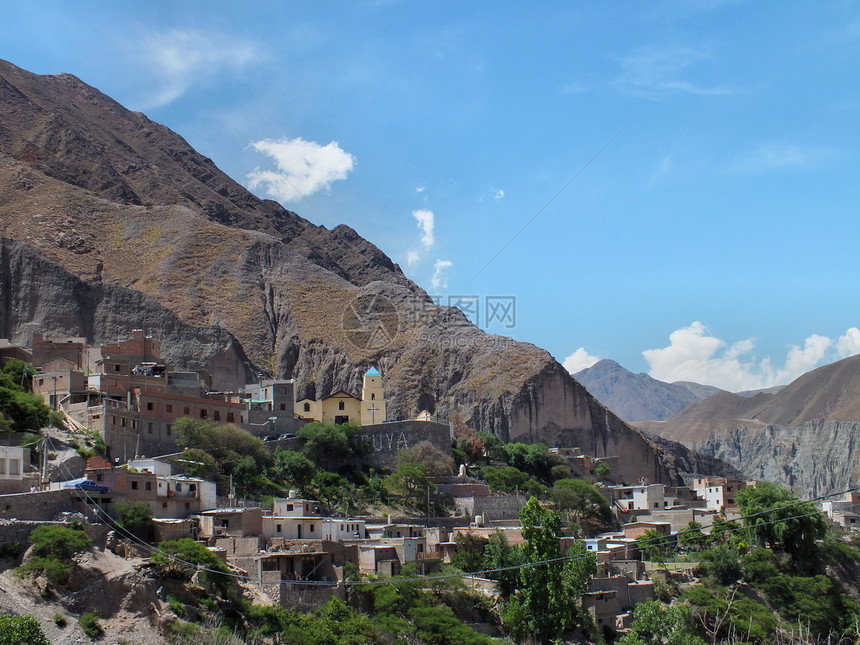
[
  {"x1": 115, "y1": 502, "x2": 153, "y2": 541},
  {"x1": 15, "y1": 524, "x2": 91, "y2": 585},
  {"x1": 52, "y1": 613, "x2": 67, "y2": 627},
  {"x1": 79, "y1": 612, "x2": 102, "y2": 638},
  {"x1": 0, "y1": 614, "x2": 50, "y2": 645}
]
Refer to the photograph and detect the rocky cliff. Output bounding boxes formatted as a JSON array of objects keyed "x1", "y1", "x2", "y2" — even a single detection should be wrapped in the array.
[
  {"x1": 0, "y1": 59, "x2": 724, "y2": 485},
  {"x1": 637, "y1": 355, "x2": 860, "y2": 498}
]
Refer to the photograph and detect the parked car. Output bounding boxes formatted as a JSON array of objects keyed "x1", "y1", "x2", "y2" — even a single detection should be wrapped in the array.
[{"x1": 64, "y1": 480, "x2": 109, "y2": 493}]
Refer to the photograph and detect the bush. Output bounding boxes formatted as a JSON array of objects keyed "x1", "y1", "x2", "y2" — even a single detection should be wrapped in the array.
[
  {"x1": 115, "y1": 502, "x2": 153, "y2": 541},
  {"x1": 15, "y1": 524, "x2": 91, "y2": 585},
  {"x1": 52, "y1": 613, "x2": 67, "y2": 627},
  {"x1": 150, "y1": 538, "x2": 234, "y2": 598},
  {"x1": 0, "y1": 614, "x2": 51, "y2": 645},
  {"x1": 79, "y1": 612, "x2": 102, "y2": 638}
]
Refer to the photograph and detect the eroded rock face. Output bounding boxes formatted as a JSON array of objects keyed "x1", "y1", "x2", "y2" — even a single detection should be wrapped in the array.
[
  {"x1": 0, "y1": 59, "x2": 728, "y2": 485},
  {"x1": 691, "y1": 419, "x2": 860, "y2": 499}
]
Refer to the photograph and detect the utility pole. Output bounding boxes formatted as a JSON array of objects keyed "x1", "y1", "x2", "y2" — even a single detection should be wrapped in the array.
[{"x1": 41, "y1": 436, "x2": 48, "y2": 491}]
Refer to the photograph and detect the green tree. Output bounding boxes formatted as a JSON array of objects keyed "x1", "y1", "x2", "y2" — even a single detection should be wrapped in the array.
[
  {"x1": 593, "y1": 460, "x2": 611, "y2": 481},
  {"x1": 483, "y1": 530, "x2": 524, "y2": 601},
  {"x1": 677, "y1": 520, "x2": 709, "y2": 552},
  {"x1": 15, "y1": 524, "x2": 92, "y2": 585},
  {"x1": 481, "y1": 465, "x2": 544, "y2": 497},
  {"x1": 636, "y1": 528, "x2": 673, "y2": 567},
  {"x1": 274, "y1": 449, "x2": 316, "y2": 495},
  {"x1": 395, "y1": 440, "x2": 454, "y2": 476},
  {"x1": 115, "y1": 502, "x2": 153, "y2": 541},
  {"x1": 0, "y1": 614, "x2": 50, "y2": 645},
  {"x1": 451, "y1": 532, "x2": 489, "y2": 572},
  {"x1": 505, "y1": 497, "x2": 596, "y2": 643},
  {"x1": 297, "y1": 421, "x2": 362, "y2": 469},
  {"x1": 617, "y1": 600, "x2": 707, "y2": 645},
  {"x1": 0, "y1": 361, "x2": 54, "y2": 431},
  {"x1": 384, "y1": 463, "x2": 430, "y2": 507},
  {"x1": 150, "y1": 538, "x2": 235, "y2": 597},
  {"x1": 700, "y1": 544, "x2": 742, "y2": 586},
  {"x1": 736, "y1": 481, "x2": 827, "y2": 560},
  {"x1": 551, "y1": 478, "x2": 613, "y2": 532}
]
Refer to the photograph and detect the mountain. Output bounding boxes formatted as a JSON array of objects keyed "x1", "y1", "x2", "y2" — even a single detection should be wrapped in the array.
[
  {"x1": 573, "y1": 359, "x2": 723, "y2": 421},
  {"x1": 637, "y1": 355, "x2": 860, "y2": 498},
  {"x1": 0, "y1": 59, "x2": 720, "y2": 484}
]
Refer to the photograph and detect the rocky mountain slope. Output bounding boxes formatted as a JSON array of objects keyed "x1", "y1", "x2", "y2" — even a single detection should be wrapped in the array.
[
  {"x1": 573, "y1": 359, "x2": 722, "y2": 421},
  {"x1": 637, "y1": 355, "x2": 860, "y2": 498},
  {"x1": 0, "y1": 59, "x2": 723, "y2": 484}
]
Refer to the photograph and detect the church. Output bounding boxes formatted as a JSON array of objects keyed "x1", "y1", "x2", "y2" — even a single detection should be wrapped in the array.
[{"x1": 294, "y1": 367, "x2": 387, "y2": 426}]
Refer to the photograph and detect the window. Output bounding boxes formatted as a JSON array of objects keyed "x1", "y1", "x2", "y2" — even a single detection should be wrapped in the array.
[
  {"x1": 96, "y1": 474, "x2": 103, "y2": 481},
  {"x1": 185, "y1": 502, "x2": 190, "y2": 509},
  {"x1": 280, "y1": 404, "x2": 286, "y2": 410},
  {"x1": 38, "y1": 378, "x2": 44, "y2": 386},
  {"x1": 304, "y1": 402, "x2": 310, "y2": 412},
  {"x1": 227, "y1": 412, "x2": 234, "y2": 423},
  {"x1": 214, "y1": 411, "x2": 220, "y2": 421},
  {"x1": 189, "y1": 484, "x2": 196, "y2": 492},
  {"x1": 221, "y1": 519, "x2": 229, "y2": 528},
  {"x1": 240, "y1": 415, "x2": 244, "y2": 423},
  {"x1": 132, "y1": 420, "x2": 137, "y2": 430},
  {"x1": 166, "y1": 404, "x2": 173, "y2": 413},
  {"x1": 131, "y1": 481, "x2": 138, "y2": 490},
  {"x1": 176, "y1": 484, "x2": 182, "y2": 492},
  {"x1": 112, "y1": 416, "x2": 117, "y2": 425},
  {"x1": 338, "y1": 401, "x2": 345, "y2": 410},
  {"x1": 166, "y1": 425, "x2": 172, "y2": 436},
  {"x1": 287, "y1": 504, "x2": 294, "y2": 512},
  {"x1": 146, "y1": 402, "x2": 153, "y2": 411},
  {"x1": 121, "y1": 418, "x2": 127, "y2": 427},
  {"x1": 276, "y1": 524, "x2": 282, "y2": 533},
  {"x1": 309, "y1": 524, "x2": 315, "y2": 533},
  {"x1": 145, "y1": 482, "x2": 152, "y2": 491},
  {"x1": 0, "y1": 460, "x2": 5, "y2": 475},
  {"x1": 183, "y1": 407, "x2": 190, "y2": 415},
  {"x1": 114, "y1": 364, "x2": 121, "y2": 372},
  {"x1": 200, "y1": 409, "x2": 208, "y2": 419},
  {"x1": 148, "y1": 423, "x2": 153, "y2": 434},
  {"x1": 371, "y1": 393, "x2": 375, "y2": 400},
  {"x1": 162, "y1": 502, "x2": 167, "y2": 508}
]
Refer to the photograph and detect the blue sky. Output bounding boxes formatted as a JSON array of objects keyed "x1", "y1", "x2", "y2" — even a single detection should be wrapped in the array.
[{"x1": 4, "y1": 1, "x2": 860, "y2": 391}]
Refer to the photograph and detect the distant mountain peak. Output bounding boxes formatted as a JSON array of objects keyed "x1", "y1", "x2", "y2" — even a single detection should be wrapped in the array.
[{"x1": 574, "y1": 359, "x2": 720, "y2": 422}]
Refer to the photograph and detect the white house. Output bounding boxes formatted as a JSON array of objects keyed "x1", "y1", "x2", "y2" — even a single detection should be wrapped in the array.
[
  {"x1": 0, "y1": 446, "x2": 30, "y2": 493},
  {"x1": 692, "y1": 477, "x2": 745, "y2": 512}
]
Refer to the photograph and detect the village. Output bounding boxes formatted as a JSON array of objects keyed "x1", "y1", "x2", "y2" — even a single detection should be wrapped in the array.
[{"x1": 1, "y1": 330, "x2": 858, "y2": 635}]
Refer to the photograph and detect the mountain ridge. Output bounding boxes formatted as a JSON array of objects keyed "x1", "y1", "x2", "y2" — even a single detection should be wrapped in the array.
[{"x1": 0, "y1": 59, "x2": 724, "y2": 485}]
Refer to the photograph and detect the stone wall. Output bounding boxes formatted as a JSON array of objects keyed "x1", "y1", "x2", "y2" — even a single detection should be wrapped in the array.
[
  {"x1": 356, "y1": 421, "x2": 452, "y2": 468},
  {"x1": 0, "y1": 518, "x2": 109, "y2": 552},
  {"x1": 0, "y1": 489, "x2": 74, "y2": 521},
  {"x1": 455, "y1": 494, "x2": 526, "y2": 521}
]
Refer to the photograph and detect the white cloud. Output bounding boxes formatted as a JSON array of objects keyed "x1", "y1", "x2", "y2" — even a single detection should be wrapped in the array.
[
  {"x1": 836, "y1": 327, "x2": 860, "y2": 357},
  {"x1": 649, "y1": 154, "x2": 673, "y2": 186},
  {"x1": 416, "y1": 186, "x2": 426, "y2": 193},
  {"x1": 615, "y1": 46, "x2": 735, "y2": 98},
  {"x1": 736, "y1": 142, "x2": 835, "y2": 172},
  {"x1": 413, "y1": 209, "x2": 435, "y2": 247},
  {"x1": 246, "y1": 137, "x2": 355, "y2": 203},
  {"x1": 494, "y1": 189, "x2": 505, "y2": 200},
  {"x1": 406, "y1": 250, "x2": 420, "y2": 269},
  {"x1": 430, "y1": 259, "x2": 452, "y2": 290},
  {"x1": 140, "y1": 29, "x2": 263, "y2": 108},
  {"x1": 563, "y1": 348, "x2": 601, "y2": 374},
  {"x1": 642, "y1": 321, "x2": 852, "y2": 391}
]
